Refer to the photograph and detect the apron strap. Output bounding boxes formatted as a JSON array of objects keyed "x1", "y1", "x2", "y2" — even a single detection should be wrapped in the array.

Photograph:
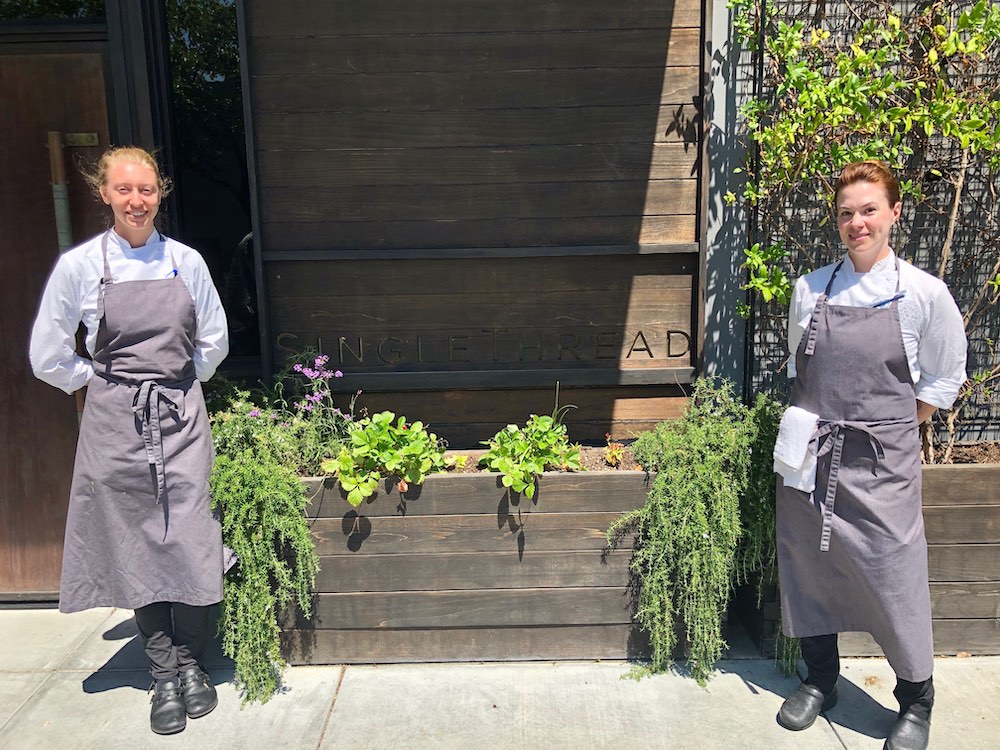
[
  {"x1": 97, "y1": 231, "x2": 113, "y2": 322},
  {"x1": 812, "y1": 421, "x2": 888, "y2": 552},
  {"x1": 95, "y1": 372, "x2": 195, "y2": 503}
]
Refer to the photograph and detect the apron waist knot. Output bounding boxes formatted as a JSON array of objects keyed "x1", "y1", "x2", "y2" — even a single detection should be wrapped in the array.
[
  {"x1": 96, "y1": 372, "x2": 195, "y2": 503},
  {"x1": 811, "y1": 420, "x2": 887, "y2": 553}
]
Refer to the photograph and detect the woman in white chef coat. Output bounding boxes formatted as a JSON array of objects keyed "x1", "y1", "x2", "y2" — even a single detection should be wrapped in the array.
[
  {"x1": 29, "y1": 146, "x2": 228, "y2": 735},
  {"x1": 774, "y1": 160, "x2": 967, "y2": 750}
]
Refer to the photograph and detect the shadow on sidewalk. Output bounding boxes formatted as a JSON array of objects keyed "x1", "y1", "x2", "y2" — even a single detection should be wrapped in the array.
[
  {"x1": 82, "y1": 608, "x2": 235, "y2": 694},
  {"x1": 712, "y1": 659, "x2": 896, "y2": 741}
]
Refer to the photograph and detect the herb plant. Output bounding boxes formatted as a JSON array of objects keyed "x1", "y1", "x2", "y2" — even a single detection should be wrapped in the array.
[
  {"x1": 271, "y1": 351, "x2": 354, "y2": 475},
  {"x1": 479, "y1": 402, "x2": 581, "y2": 499},
  {"x1": 607, "y1": 379, "x2": 781, "y2": 685},
  {"x1": 210, "y1": 394, "x2": 319, "y2": 704},
  {"x1": 322, "y1": 411, "x2": 450, "y2": 506}
]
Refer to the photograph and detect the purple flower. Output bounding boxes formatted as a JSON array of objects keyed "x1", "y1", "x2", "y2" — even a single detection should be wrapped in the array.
[
  {"x1": 293, "y1": 401, "x2": 302, "y2": 410},
  {"x1": 334, "y1": 370, "x2": 344, "y2": 378},
  {"x1": 301, "y1": 367, "x2": 319, "y2": 379},
  {"x1": 249, "y1": 408, "x2": 261, "y2": 418},
  {"x1": 315, "y1": 354, "x2": 329, "y2": 367},
  {"x1": 293, "y1": 363, "x2": 303, "y2": 373},
  {"x1": 304, "y1": 403, "x2": 314, "y2": 411}
]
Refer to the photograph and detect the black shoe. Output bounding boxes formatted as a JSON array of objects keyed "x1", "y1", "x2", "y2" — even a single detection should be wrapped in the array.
[
  {"x1": 150, "y1": 678, "x2": 186, "y2": 735},
  {"x1": 180, "y1": 666, "x2": 218, "y2": 719},
  {"x1": 884, "y1": 710, "x2": 931, "y2": 750},
  {"x1": 777, "y1": 683, "x2": 839, "y2": 731}
]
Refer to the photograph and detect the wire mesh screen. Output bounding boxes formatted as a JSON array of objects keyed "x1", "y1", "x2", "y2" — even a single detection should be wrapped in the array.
[{"x1": 743, "y1": 0, "x2": 1000, "y2": 443}]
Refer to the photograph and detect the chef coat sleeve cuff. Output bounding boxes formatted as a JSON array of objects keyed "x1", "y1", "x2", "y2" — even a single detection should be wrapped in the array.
[{"x1": 914, "y1": 374, "x2": 964, "y2": 411}]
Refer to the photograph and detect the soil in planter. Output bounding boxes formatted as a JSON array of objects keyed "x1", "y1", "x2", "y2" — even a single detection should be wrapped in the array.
[
  {"x1": 947, "y1": 442, "x2": 1000, "y2": 464},
  {"x1": 443, "y1": 445, "x2": 643, "y2": 474}
]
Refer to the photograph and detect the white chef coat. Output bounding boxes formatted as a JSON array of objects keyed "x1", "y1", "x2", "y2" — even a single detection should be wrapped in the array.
[
  {"x1": 787, "y1": 250, "x2": 967, "y2": 410},
  {"x1": 29, "y1": 229, "x2": 229, "y2": 394}
]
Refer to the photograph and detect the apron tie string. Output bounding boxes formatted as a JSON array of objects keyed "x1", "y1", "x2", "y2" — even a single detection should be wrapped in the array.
[
  {"x1": 96, "y1": 372, "x2": 193, "y2": 503},
  {"x1": 812, "y1": 421, "x2": 887, "y2": 552},
  {"x1": 132, "y1": 381, "x2": 180, "y2": 503}
]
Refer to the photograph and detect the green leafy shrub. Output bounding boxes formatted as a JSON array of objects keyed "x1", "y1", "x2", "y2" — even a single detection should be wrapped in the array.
[
  {"x1": 479, "y1": 405, "x2": 581, "y2": 499},
  {"x1": 210, "y1": 394, "x2": 319, "y2": 704},
  {"x1": 608, "y1": 379, "x2": 781, "y2": 685},
  {"x1": 322, "y1": 411, "x2": 449, "y2": 506}
]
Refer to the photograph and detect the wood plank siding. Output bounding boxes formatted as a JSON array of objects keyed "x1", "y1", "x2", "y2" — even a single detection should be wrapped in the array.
[
  {"x1": 284, "y1": 473, "x2": 649, "y2": 664},
  {"x1": 243, "y1": 0, "x2": 704, "y2": 441},
  {"x1": 289, "y1": 466, "x2": 1000, "y2": 665}
]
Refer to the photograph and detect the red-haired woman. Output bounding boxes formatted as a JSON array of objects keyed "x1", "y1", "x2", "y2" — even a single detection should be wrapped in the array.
[{"x1": 774, "y1": 161, "x2": 967, "y2": 750}]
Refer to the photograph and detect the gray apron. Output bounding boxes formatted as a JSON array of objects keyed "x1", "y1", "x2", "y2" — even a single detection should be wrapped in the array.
[
  {"x1": 776, "y1": 260, "x2": 934, "y2": 682},
  {"x1": 58, "y1": 233, "x2": 222, "y2": 613}
]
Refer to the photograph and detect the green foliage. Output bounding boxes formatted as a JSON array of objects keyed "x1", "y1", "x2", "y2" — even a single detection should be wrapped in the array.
[
  {"x1": 322, "y1": 411, "x2": 449, "y2": 507},
  {"x1": 609, "y1": 379, "x2": 781, "y2": 685},
  {"x1": 210, "y1": 395, "x2": 319, "y2": 705},
  {"x1": 731, "y1": 0, "x2": 1000, "y2": 460},
  {"x1": 479, "y1": 401, "x2": 582, "y2": 499},
  {"x1": 732, "y1": 0, "x2": 1000, "y2": 312},
  {"x1": 271, "y1": 351, "x2": 354, "y2": 476},
  {"x1": 740, "y1": 242, "x2": 792, "y2": 316}
]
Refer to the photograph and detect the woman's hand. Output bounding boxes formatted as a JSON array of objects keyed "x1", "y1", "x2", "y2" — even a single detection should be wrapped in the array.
[{"x1": 916, "y1": 400, "x2": 937, "y2": 424}]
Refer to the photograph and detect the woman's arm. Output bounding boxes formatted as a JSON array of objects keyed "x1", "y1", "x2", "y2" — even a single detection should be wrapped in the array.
[
  {"x1": 916, "y1": 400, "x2": 937, "y2": 424},
  {"x1": 28, "y1": 253, "x2": 94, "y2": 394}
]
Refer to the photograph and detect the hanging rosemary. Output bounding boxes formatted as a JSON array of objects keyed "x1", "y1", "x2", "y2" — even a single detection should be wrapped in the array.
[
  {"x1": 608, "y1": 379, "x2": 781, "y2": 684},
  {"x1": 210, "y1": 394, "x2": 320, "y2": 704}
]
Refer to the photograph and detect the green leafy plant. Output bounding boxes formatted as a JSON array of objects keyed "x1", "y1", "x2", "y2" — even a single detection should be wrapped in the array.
[
  {"x1": 322, "y1": 411, "x2": 449, "y2": 506},
  {"x1": 729, "y1": 0, "x2": 1000, "y2": 459},
  {"x1": 210, "y1": 394, "x2": 319, "y2": 704},
  {"x1": 479, "y1": 397, "x2": 581, "y2": 499},
  {"x1": 607, "y1": 379, "x2": 782, "y2": 685}
]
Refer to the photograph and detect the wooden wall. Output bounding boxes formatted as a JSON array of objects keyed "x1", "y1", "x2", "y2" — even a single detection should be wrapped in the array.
[
  {"x1": 243, "y1": 0, "x2": 704, "y2": 444},
  {"x1": 283, "y1": 473, "x2": 649, "y2": 663}
]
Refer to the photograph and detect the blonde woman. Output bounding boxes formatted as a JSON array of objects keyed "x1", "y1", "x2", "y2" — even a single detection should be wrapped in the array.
[{"x1": 30, "y1": 146, "x2": 228, "y2": 734}]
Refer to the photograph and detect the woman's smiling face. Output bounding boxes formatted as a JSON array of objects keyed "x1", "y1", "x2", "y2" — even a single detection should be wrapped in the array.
[
  {"x1": 836, "y1": 180, "x2": 901, "y2": 265},
  {"x1": 99, "y1": 160, "x2": 161, "y2": 246}
]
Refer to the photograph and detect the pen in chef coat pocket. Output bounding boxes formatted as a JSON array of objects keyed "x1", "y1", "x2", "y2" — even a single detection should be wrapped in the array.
[{"x1": 872, "y1": 292, "x2": 906, "y2": 308}]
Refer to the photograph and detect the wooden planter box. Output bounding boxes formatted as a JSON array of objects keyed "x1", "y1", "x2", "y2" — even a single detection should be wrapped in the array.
[
  {"x1": 742, "y1": 464, "x2": 1000, "y2": 657},
  {"x1": 281, "y1": 472, "x2": 652, "y2": 664}
]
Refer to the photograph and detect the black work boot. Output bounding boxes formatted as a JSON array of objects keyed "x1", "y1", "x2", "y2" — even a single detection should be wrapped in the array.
[
  {"x1": 778, "y1": 683, "x2": 839, "y2": 731},
  {"x1": 150, "y1": 678, "x2": 186, "y2": 734},
  {"x1": 180, "y1": 666, "x2": 218, "y2": 718}
]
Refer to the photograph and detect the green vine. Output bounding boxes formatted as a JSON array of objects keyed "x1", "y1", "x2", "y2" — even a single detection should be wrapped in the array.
[
  {"x1": 728, "y1": 0, "x2": 1000, "y2": 459},
  {"x1": 607, "y1": 379, "x2": 780, "y2": 684},
  {"x1": 210, "y1": 394, "x2": 319, "y2": 705}
]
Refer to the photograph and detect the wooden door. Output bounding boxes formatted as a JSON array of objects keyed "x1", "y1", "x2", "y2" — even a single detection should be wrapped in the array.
[{"x1": 0, "y1": 52, "x2": 110, "y2": 598}]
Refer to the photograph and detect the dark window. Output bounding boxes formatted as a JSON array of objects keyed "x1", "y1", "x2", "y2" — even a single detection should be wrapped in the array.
[
  {"x1": 0, "y1": 1, "x2": 104, "y2": 21},
  {"x1": 165, "y1": 0, "x2": 257, "y2": 362}
]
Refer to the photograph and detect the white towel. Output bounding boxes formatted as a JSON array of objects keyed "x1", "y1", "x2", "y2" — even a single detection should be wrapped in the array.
[{"x1": 773, "y1": 406, "x2": 820, "y2": 493}]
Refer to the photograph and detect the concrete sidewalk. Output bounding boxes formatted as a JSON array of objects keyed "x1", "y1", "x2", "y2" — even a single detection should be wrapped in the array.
[{"x1": 0, "y1": 608, "x2": 996, "y2": 749}]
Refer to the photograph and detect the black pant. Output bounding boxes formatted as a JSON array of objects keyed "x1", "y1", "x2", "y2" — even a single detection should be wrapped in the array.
[
  {"x1": 134, "y1": 602, "x2": 212, "y2": 681},
  {"x1": 800, "y1": 634, "x2": 934, "y2": 720}
]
